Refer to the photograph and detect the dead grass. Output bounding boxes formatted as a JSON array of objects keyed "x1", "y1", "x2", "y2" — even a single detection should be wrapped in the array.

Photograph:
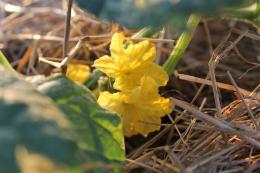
[{"x1": 0, "y1": 1, "x2": 259, "y2": 173}]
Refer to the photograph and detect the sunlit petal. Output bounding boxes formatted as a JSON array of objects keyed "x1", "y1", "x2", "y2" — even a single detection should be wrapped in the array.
[
  {"x1": 110, "y1": 33, "x2": 125, "y2": 61},
  {"x1": 126, "y1": 40, "x2": 156, "y2": 67},
  {"x1": 93, "y1": 55, "x2": 119, "y2": 77},
  {"x1": 97, "y1": 77, "x2": 172, "y2": 137},
  {"x1": 66, "y1": 63, "x2": 90, "y2": 84},
  {"x1": 143, "y1": 63, "x2": 169, "y2": 87},
  {"x1": 98, "y1": 91, "x2": 124, "y2": 113}
]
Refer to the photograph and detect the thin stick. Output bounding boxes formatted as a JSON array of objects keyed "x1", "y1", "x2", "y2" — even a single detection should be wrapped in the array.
[
  {"x1": 202, "y1": 20, "x2": 213, "y2": 54},
  {"x1": 63, "y1": 0, "x2": 74, "y2": 60},
  {"x1": 17, "y1": 46, "x2": 33, "y2": 72},
  {"x1": 39, "y1": 37, "x2": 84, "y2": 68},
  {"x1": 231, "y1": 28, "x2": 260, "y2": 41},
  {"x1": 27, "y1": 41, "x2": 39, "y2": 75},
  {"x1": 126, "y1": 159, "x2": 162, "y2": 173},
  {"x1": 176, "y1": 73, "x2": 252, "y2": 96},
  {"x1": 227, "y1": 71, "x2": 259, "y2": 129},
  {"x1": 208, "y1": 31, "x2": 248, "y2": 117},
  {"x1": 185, "y1": 142, "x2": 242, "y2": 172},
  {"x1": 61, "y1": 38, "x2": 83, "y2": 67},
  {"x1": 251, "y1": 84, "x2": 260, "y2": 96},
  {"x1": 3, "y1": 33, "x2": 176, "y2": 44},
  {"x1": 171, "y1": 98, "x2": 260, "y2": 148},
  {"x1": 168, "y1": 151, "x2": 184, "y2": 172},
  {"x1": 128, "y1": 124, "x2": 174, "y2": 159}
]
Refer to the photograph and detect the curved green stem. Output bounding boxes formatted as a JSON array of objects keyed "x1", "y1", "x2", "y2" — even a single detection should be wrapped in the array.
[{"x1": 163, "y1": 15, "x2": 201, "y2": 74}]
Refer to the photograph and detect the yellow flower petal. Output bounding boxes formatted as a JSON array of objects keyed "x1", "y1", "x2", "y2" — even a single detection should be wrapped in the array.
[
  {"x1": 134, "y1": 110, "x2": 162, "y2": 137},
  {"x1": 97, "y1": 76, "x2": 172, "y2": 137},
  {"x1": 110, "y1": 33, "x2": 125, "y2": 61},
  {"x1": 125, "y1": 76, "x2": 159, "y2": 103},
  {"x1": 143, "y1": 62, "x2": 169, "y2": 87},
  {"x1": 66, "y1": 64, "x2": 90, "y2": 84},
  {"x1": 126, "y1": 40, "x2": 156, "y2": 64},
  {"x1": 97, "y1": 91, "x2": 126, "y2": 117},
  {"x1": 112, "y1": 72, "x2": 143, "y2": 91},
  {"x1": 113, "y1": 62, "x2": 168, "y2": 91},
  {"x1": 94, "y1": 33, "x2": 167, "y2": 91},
  {"x1": 93, "y1": 55, "x2": 118, "y2": 77}
]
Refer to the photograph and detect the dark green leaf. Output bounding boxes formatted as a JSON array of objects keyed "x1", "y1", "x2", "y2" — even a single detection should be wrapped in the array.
[
  {"x1": 38, "y1": 75, "x2": 125, "y2": 173},
  {"x1": 83, "y1": 70, "x2": 104, "y2": 90},
  {"x1": 75, "y1": 0, "x2": 257, "y2": 29},
  {"x1": 0, "y1": 65, "x2": 78, "y2": 173}
]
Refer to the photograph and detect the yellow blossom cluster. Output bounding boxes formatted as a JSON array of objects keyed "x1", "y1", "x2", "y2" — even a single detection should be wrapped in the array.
[
  {"x1": 66, "y1": 63, "x2": 90, "y2": 84},
  {"x1": 94, "y1": 33, "x2": 172, "y2": 137}
]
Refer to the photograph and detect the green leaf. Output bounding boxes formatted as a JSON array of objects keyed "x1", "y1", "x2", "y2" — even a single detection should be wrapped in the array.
[
  {"x1": 0, "y1": 51, "x2": 16, "y2": 72},
  {"x1": 0, "y1": 65, "x2": 78, "y2": 173},
  {"x1": 83, "y1": 70, "x2": 104, "y2": 90},
  {"x1": 38, "y1": 75, "x2": 125, "y2": 173},
  {"x1": 75, "y1": 0, "x2": 257, "y2": 29}
]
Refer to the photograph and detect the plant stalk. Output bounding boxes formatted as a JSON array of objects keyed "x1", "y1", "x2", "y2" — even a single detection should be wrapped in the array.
[
  {"x1": 0, "y1": 51, "x2": 16, "y2": 73},
  {"x1": 63, "y1": 0, "x2": 74, "y2": 61},
  {"x1": 163, "y1": 14, "x2": 201, "y2": 74}
]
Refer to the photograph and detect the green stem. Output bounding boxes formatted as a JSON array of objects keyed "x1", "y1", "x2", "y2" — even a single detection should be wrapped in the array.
[
  {"x1": 131, "y1": 26, "x2": 155, "y2": 38},
  {"x1": 0, "y1": 51, "x2": 16, "y2": 73},
  {"x1": 163, "y1": 14, "x2": 201, "y2": 74}
]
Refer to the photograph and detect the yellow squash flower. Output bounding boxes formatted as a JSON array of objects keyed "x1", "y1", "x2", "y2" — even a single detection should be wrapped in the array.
[
  {"x1": 98, "y1": 76, "x2": 172, "y2": 137},
  {"x1": 93, "y1": 33, "x2": 168, "y2": 91},
  {"x1": 66, "y1": 63, "x2": 90, "y2": 84}
]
